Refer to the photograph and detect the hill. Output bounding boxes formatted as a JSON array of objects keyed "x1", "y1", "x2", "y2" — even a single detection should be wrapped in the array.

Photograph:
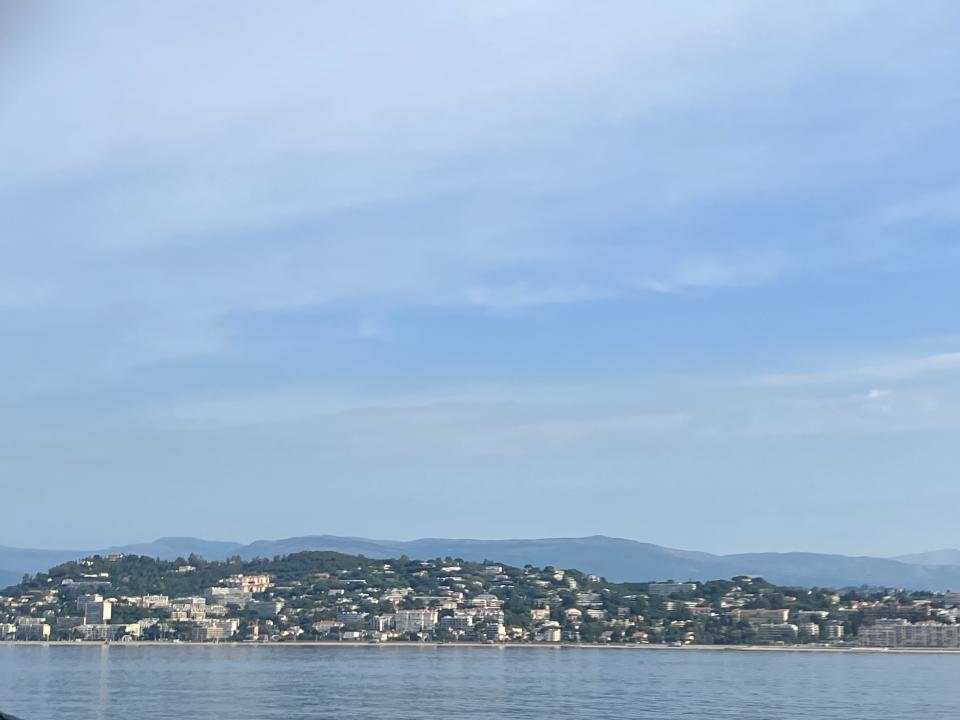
[{"x1": 893, "y1": 549, "x2": 960, "y2": 567}]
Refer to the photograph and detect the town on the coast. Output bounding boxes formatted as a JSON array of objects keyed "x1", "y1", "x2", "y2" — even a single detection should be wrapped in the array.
[{"x1": 2, "y1": 551, "x2": 959, "y2": 649}]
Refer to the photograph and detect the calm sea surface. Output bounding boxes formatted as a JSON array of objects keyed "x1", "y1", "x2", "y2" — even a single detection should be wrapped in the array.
[{"x1": 2, "y1": 645, "x2": 960, "y2": 719}]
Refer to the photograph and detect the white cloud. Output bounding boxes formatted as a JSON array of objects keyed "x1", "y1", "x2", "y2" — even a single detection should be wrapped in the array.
[{"x1": 1, "y1": 0, "x2": 958, "y2": 391}]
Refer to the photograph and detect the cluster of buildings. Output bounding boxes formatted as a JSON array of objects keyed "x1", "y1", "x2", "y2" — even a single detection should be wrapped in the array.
[
  {"x1": 4, "y1": 553, "x2": 960, "y2": 649},
  {"x1": 726, "y1": 607, "x2": 845, "y2": 643},
  {"x1": 854, "y1": 593, "x2": 960, "y2": 648},
  {"x1": 0, "y1": 564, "x2": 277, "y2": 643}
]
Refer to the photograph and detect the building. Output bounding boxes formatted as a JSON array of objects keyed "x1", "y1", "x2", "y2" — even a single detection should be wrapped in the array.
[
  {"x1": 206, "y1": 587, "x2": 252, "y2": 606},
  {"x1": 138, "y1": 595, "x2": 170, "y2": 609},
  {"x1": 248, "y1": 600, "x2": 284, "y2": 617},
  {"x1": 312, "y1": 620, "x2": 343, "y2": 636},
  {"x1": 648, "y1": 582, "x2": 697, "y2": 597},
  {"x1": 394, "y1": 609, "x2": 438, "y2": 634},
  {"x1": 167, "y1": 596, "x2": 205, "y2": 621},
  {"x1": 16, "y1": 618, "x2": 51, "y2": 641},
  {"x1": 76, "y1": 594, "x2": 103, "y2": 613},
  {"x1": 859, "y1": 620, "x2": 960, "y2": 648},
  {"x1": 78, "y1": 624, "x2": 139, "y2": 642},
  {"x1": 171, "y1": 596, "x2": 206, "y2": 611},
  {"x1": 470, "y1": 594, "x2": 503, "y2": 610},
  {"x1": 538, "y1": 627, "x2": 562, "y2": 642},
  {"x1": 753, "y1": 623, "x2": 799, "y2": 643},
  {"x1": 484, "y1": 621, "x2": 506, "y2": 642},
  {"x1": 225, "y1": 574, "x2": 272, "y2": 594},
  {"x1": 0, "y1": 623, "x2": 18, "y2": 640},
  {"x1": 530, "y1": 608, "x2": 550, "y2": 622},
  {"x1": 943, "y1": 592, "x2": 960, "y2": 608},
  {"x1": 860, "y1": 604, "x2": 931, "y2": 622},
  {"x1": 576, "y1": 593, "x2": 603, "y2": 608},
  {"x1": 368, "y1": 615, "x2": 394, "y2": 633},
  {"x1": 84, "y1": 600, "x2": 112, "y2": 625},
  {"x1": 192, "y1": 619, "x2": 240, "y2": 642},
  {"x1": 822, "y1": 621, "x2": 844, "y2": 640},
  {"x1": 730, "y1": 608, "x2": 790, "y2": 625},
  {"x1": 439, "y1": 613, "x2": 473, "y2": 633},
  {"x1": 336, "y1": 611, "x2": 365, "y2": 625}
]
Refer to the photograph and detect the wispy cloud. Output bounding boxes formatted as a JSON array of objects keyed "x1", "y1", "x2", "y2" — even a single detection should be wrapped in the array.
[
  {"x1": 752, "y1": 352, "x2": 960, "y2": 387},
  {"x1": 637, "y1": 252, "x2": 787, "y2": 293},
  {"x1": 4, "y1": 2, "x2": 960, "y2": 549},
  {"x1": 877, "y1": 187, "x2": 960, "y2": 226}
]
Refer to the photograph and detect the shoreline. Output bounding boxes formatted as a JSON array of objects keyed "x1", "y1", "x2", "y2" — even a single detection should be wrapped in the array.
[{"x1": 5, "y1": 641, "x2": 960, "y2": 655}]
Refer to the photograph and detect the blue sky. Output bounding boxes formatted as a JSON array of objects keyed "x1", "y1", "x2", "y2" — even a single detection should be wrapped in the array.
[{"x1": 2, "y1": 1, "x2": 960, "y2": 554}]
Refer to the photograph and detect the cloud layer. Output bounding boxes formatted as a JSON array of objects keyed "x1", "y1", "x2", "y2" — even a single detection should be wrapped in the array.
[{"x1": 2, "y1": 1, "x2": 960, "y2": 553}]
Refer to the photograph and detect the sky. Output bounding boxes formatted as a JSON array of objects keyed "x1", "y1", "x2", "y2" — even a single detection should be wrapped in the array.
[{"x1": 2, "y1": 1, "x2": 960, "y2": 555}]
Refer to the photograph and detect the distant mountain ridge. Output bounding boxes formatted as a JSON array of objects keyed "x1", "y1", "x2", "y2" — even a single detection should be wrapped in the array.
[
  {"x1": 893, "y1": 549, "x2": 960, "y2": 567},
  {"x1": 4, "y1": 535, "x2": 960, "y2": 591}
]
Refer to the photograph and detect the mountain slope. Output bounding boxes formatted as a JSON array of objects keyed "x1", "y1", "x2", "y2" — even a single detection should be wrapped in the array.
[
  {"x1": 893, "y1": 549, "x2": 960, "y2": 566},
  {"x1": 717, "y1": 552, "x2": 960, "y2": 590},
  {"x1": 7, "y1": 535, "x2": 960, "y2": 591},
  {"x1": 105, "y1": 537, "x2": 245, "y2": 561}
]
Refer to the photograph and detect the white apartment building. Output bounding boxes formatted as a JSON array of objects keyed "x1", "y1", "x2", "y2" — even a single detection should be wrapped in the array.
[
  {"x1": 192, "y1": 618, "x2": 240, "y2": 642},
  {"x1": 859, "y1": 620, "x2": 960, "y2": 648},
  {"x1": 225, "y1": 574, "x2": 272, "y2": 594},
  {"x1": 731, "y1": 608, "x2": 790, "y2": 625},
  {"x1": 78, "y1": 623, "x2": 140, "y2": 641},
  {"x1": 484, "y1": 621, "x2": 506, "y2": 642},
  {"x1": 206, "y1": 587, "x2": 252, "y2": 606},
  {"x1": 137, "y1": 595, "x2": 170, "y2": 609},
  {"x1": 394, "y1": 609, "x2": 438, "y2": 633},
  {"x1": 538, "y1": 626, "x2": 562, "y2": 642},
  {"x1": 439, "y1": 613, "x2": 473, "y2": 632},
  {"x1": 470, "y1": 594, "x2": 503, "y2": 610},
  {"x1": 0, "y1": 623, "x2": 18, "y2": 640},
  {"x1": 753, "y1": 623, "x2": 799, "y2": 643},
  {"x1": 16, "y1": 618, "x2": 51, "y2": 640},
  {"x1": 822, "y1": 621, "x2": 844, "y2": 640},
  {"x1": 576, "y1": 593, "x2": 603, "y2": 608}
]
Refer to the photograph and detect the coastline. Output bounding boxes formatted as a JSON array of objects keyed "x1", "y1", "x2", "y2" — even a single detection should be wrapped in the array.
[{"x1": 5, "y1": 641, "x2": 960, "y2": 655}]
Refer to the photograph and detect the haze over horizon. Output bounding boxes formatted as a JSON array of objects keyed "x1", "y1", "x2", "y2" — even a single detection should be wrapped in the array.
[
  {"x1": 5, "y1": 531, "x2": 959, "y2": 563},
  {"x1": 3, "y1": 1, "x2": 960, "y2": 556}
]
